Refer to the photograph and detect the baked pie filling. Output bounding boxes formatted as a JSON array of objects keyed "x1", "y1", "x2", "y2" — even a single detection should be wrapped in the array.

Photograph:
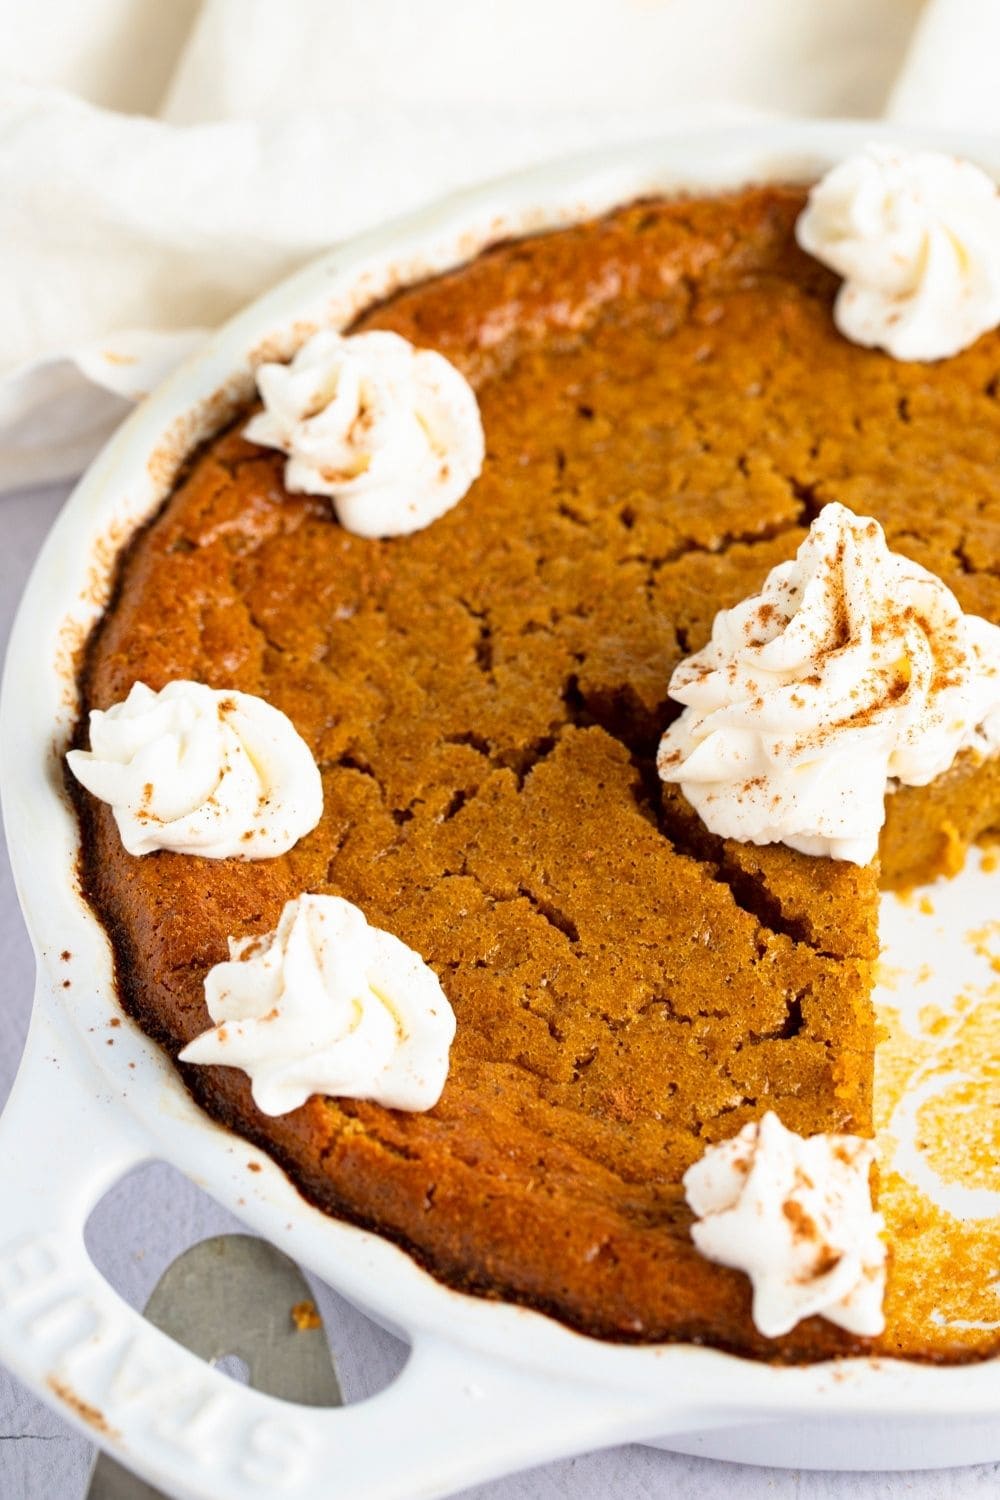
[{"x1": 71, "y1": 178, "x2": 1000, "y2": 1362}]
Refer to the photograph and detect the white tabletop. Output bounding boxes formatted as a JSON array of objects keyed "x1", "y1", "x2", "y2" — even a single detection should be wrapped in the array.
[{"x1": 0, "y1": 480, "x2": 997, "y2": 1499}]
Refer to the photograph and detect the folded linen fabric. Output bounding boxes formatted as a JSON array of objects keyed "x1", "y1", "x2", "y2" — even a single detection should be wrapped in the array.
[{"x1": 0, "y1": 0, "x2": 931, "y2": 490}]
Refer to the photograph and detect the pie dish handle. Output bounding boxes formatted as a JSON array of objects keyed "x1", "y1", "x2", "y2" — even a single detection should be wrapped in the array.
[{"x1": 0, "y1": 989, "x2": 707, "y2": 1499}]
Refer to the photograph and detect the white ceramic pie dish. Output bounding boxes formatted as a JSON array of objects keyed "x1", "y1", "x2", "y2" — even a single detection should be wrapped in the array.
[{"x1": 2, "y1": 122, "x2": 1000, "y2": 1499}]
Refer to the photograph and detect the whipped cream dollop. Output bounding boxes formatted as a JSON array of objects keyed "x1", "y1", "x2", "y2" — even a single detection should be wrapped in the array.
[
  {"x1": 179, "y1": 893, "x2": 456, "y2": 1115},
  {"x1": 657, "y1": 503, "x2": 1000, "y2": 864},
  {"x1": 796, "y1": 144, "x2": 1000, "y2": 361},
  {"x1": 67, "y1": 680, "x2": 322, "y2": 858},
  {"x1": 244, "y1": 329, "x2": 485, "y2": 537},
  {"x1": 684, "y1": 1111, "x2": 886, "y2": 1339}
]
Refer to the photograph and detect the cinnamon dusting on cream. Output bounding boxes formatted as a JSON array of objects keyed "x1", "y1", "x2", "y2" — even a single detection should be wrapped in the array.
[{"x1": 658, "y1": 503, "x2": 1000, "y2": 864}]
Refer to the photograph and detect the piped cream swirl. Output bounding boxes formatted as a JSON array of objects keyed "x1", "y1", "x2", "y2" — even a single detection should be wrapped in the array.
[
  {"x1": 657, "y1": 503, "x2": 1000, "y2": 864},
  {"x1": 684, "y1": 1111, "x2": 886, "y2": 1339},
  {"x1": 67, "y1": 680, "x2": 322, "y2": 858},
  {"x1": 796, "y1": 144, "x2": 1000, "y2": 361},
  {"x1": 244, "y1": 329, "x2": 485, "y2": 537},
  {"x1": 179, "y1": 894, "x2": 456, "y2": 1115}
]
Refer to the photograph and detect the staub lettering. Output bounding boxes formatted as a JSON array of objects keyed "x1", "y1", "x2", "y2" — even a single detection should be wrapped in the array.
[
  {"x1": 0, "y1": 1234, "x2": 61, "y2": 1307},
  {"x1": 0, "y1": 1229, "x2": 316, "y2": 1488}
]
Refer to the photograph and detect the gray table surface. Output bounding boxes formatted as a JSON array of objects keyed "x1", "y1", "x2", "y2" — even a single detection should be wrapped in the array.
[{"x1": 1, "y1": 480, "x2": 998, "y2": 1500}]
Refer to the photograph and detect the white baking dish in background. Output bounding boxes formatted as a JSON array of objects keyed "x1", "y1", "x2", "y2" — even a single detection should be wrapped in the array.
[{"x1": 2, "y1": 122, "x2": 1000, "y2": 1500}]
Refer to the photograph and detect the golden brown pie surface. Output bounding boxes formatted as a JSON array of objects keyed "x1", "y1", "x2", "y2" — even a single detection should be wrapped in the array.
[{"x1": 75, "y1": 186, "x2": 1000, "y2": 1362}]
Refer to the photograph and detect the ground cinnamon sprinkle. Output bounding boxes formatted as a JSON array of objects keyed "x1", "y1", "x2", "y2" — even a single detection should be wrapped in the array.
[{"x1": 783, "y1": 1198, "x2": 820, "y2": 1242}]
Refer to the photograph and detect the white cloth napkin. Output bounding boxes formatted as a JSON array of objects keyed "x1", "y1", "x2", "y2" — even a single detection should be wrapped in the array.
[{"x1": 0, "y1": 0, "x2": 943, "y2": 490}]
